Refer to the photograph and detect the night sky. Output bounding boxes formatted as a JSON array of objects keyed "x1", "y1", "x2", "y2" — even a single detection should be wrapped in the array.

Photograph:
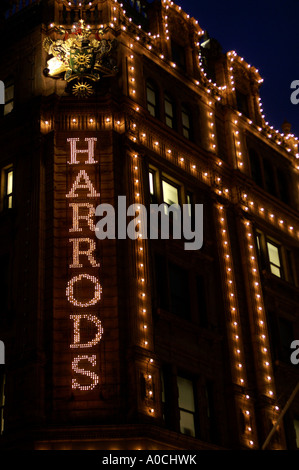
[{"x1": 160, "y1": 0, "x2": 299, "y2": 137}]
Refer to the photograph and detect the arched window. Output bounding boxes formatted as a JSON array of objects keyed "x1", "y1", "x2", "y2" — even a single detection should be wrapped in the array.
[{"x1": 146, "y1": 80, "x2": 159, "y2": 118}]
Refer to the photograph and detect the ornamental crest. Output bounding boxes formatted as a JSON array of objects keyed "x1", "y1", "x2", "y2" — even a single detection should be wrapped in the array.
[{"x1": 43, "y1": 20, "x2": 118, "y2": 98}]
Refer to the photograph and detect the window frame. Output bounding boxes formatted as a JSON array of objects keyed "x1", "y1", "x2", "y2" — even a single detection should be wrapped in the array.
[
  {"x1": 177, "y1": 375, "x2": 197, "y2": 437},
  {"x1": 164, "y1": 93, "x2": 175, "y2": 129},
  {"x1": 3, "y1": 78, "x2": 14, "y2": 116},
  {"x1": 1, "y1": 165, "x2": 13, "y2": 211},
  {"x1": 146, "y1": 80, "x2": 159, "y2": 118},
  {"x1": 266, "y1": 238, "x2": 283, "y2": 279},
  {"x1": 181, "y1": 105, "x2": 192, "y2": 140}
]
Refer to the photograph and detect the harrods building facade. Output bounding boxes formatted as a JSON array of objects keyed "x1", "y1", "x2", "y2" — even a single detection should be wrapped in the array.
[{"x1": 0, "y1": 0, "x2": 299, "y2": 450}]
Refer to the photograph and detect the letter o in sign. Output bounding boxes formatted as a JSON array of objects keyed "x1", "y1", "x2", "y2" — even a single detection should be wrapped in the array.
[{"x1": 66, "y1": 274, "x2": 102, "y2": 307}]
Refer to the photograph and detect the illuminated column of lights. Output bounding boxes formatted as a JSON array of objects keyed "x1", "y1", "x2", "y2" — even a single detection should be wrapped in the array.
[
  {"x1": 216, "y1": 204, "x2": 256, "y2": 448},
  {"x1": 145, "y1": 357, "x2": 155, "y2": 415},
  {"x1": 131, "y1": 151, "x2": 157, "y2": 417},
  {"x1": 227, "y1": 51, "x2": 236, "y2": 92},
  {"x1": 207, "y1": 105, "x2": 217, "y2": 152},
  {"x1": 162, "y1": 0, "x2": 170, "y2": 43},
  {"x1": 217, "y1": 205, "x2": 248, "y2": 388},
  {"x1": 232, "y1": 123, "x2": 244, "y2": 169},
  {"x1": 128, "y1": 45, "x2": 137, "y2": 100},
  {"x1": 131, "y1": 152, "x2": 152, "y2": 352},
  {"x1": 109, "y1": 0, "x2": 120, "y2": 28},
  {"x1": 242, "y1": 219, "x2": 280, "y2": 408}
]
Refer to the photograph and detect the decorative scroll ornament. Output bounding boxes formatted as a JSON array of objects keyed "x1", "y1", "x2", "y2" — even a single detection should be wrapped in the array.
[{"x1": 43, "y1": 19, "x2": 118, "y2": 97}]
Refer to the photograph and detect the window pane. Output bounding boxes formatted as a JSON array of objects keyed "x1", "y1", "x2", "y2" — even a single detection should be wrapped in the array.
[
  {"x1": 182, "y1": 111, "x2": 190, "y2": 128},
  {"x1": 267, "y1": 242, "x2": 280, "y2": 268},
  {"x1": 7, "y1": 195, "x2": 12, "y2": 209},
  {"x1": 165, "y1": 116, "x2": 173, "y2": 128},
  {"x1": 147, "y1": 104, "x2": 156, "y2": 117},
  {"x1": 162, "y1": 180, "x2": 178, "y2": 206},
  {"x1": 165, "y1": 99, "x2": 173, "y2": 117},
  {"x1": 6, "y1": 170, "x2": 13, "y2": 195},
  {"x1": 183, "y1": 127, "x2": 190, "y2": 139},
  {"x1": 149, "y1": 172, "x2": 154, "y2": 196},
  {"x1": 179, "y1": 410, "x2": 195, "y2": 437},
  {"x1": 177, "y1": 376, "x2": 195, "y2": 412},
  {"x1": 270, "y1": 264, "x2": 281, "y2": 277},
  {"x1": 4, "y1": 102, "x2": 13, "y2": 116},
  {"x1": 5, "y1": 85, "x2": 14, "y2": 102},
  {"x1": 147, "y1": 87, "x2": 156, "y2": 105}
]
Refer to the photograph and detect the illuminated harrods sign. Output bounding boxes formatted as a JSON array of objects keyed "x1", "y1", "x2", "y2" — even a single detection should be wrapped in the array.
[{"x1": 66, "y1": 136, "x2": 103, "y2": 391}]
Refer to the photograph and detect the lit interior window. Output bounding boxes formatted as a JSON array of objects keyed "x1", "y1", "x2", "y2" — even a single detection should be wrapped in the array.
[
  {"x1": 177, "y1": 376, "x2": 195, "y2": 437},
  {"x1": 3, "y1": 167, "x2": 13, "y2": 209},
  {"x1": 267, "y1": 240, "x2": 282, "y2": 278},
  {"x1": 149, "y1": 171, "x2": 154, "y2": 196},
  {"x1": 162, "y1": 180, "x2": 179, "y2": 206},
  {"x1": 4, "y1": 81, "x2": 14, "y2": 116}
]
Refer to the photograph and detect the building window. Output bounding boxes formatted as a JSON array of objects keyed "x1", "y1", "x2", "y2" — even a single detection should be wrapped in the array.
[
  {"x1": 263, "y1": 159, "x2": 277, "y2": 197},
  {"x1": 154, "y1": 255, "x2": 190, "y2": 319},
  {"x1": 171, "y1": 40, "x2": 186, "y2": 70},
  {"x1": 255, "y1": 230, "x2": 297, "y2": 284},
  {"x1": 1, "y1": 166, "x2": 13, "y2": 210},
  {"x1": 2, "y1": 166, "x2": 13, "y2": 210},
  {"x1": 249, "y1": 148, "x2": 263, "y2": 187},
  {"x1": 146, "y1": 80, "x2": 158, "y2": 117},
  {"x1": 181, "y1": 105, "x2": 192, "y2": 140},
  {"x1": 205, "y1": 381, "x2": 218, "y2": 443},
  {"x1": 4, "y1": 79, "x2": 14, "y2": 116},
  {"x1": 149, "y1": 170, "x2": 157, "y2": 203},
  {"x1": 294, "y1": 419, "x2": 299, "y2": 448},
  {"x1": 266, "y1": 240, "x2": 283, "y2": 278},
  {"x1": 177, "y1": 376, "x2": 196, "y2": 437},
  {"x1": 168, "y1": 262, "x2": 190, "y2": 318},
  {"x1": 164, "y1": 94, "x2": 175, "y2": 129},
  {"x1": 235, "y1": 89, "x2": 249, "y2": 118},
  {"x1": 162, "y1": 179, "x2": 179, "y2": 207},
  {"x1": 162, "y1": 178, "x2": 179, "y2": 218}
]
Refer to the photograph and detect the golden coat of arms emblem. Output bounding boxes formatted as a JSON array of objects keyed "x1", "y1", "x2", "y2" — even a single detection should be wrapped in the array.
[{"x1": 43, "y1": 19, "x2": 118, "y2": 97}]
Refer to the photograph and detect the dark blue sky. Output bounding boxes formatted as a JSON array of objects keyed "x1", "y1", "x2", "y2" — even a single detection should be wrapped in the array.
[{"x1": 164, "y1": 0, "x2": 299, "y2": 136}]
